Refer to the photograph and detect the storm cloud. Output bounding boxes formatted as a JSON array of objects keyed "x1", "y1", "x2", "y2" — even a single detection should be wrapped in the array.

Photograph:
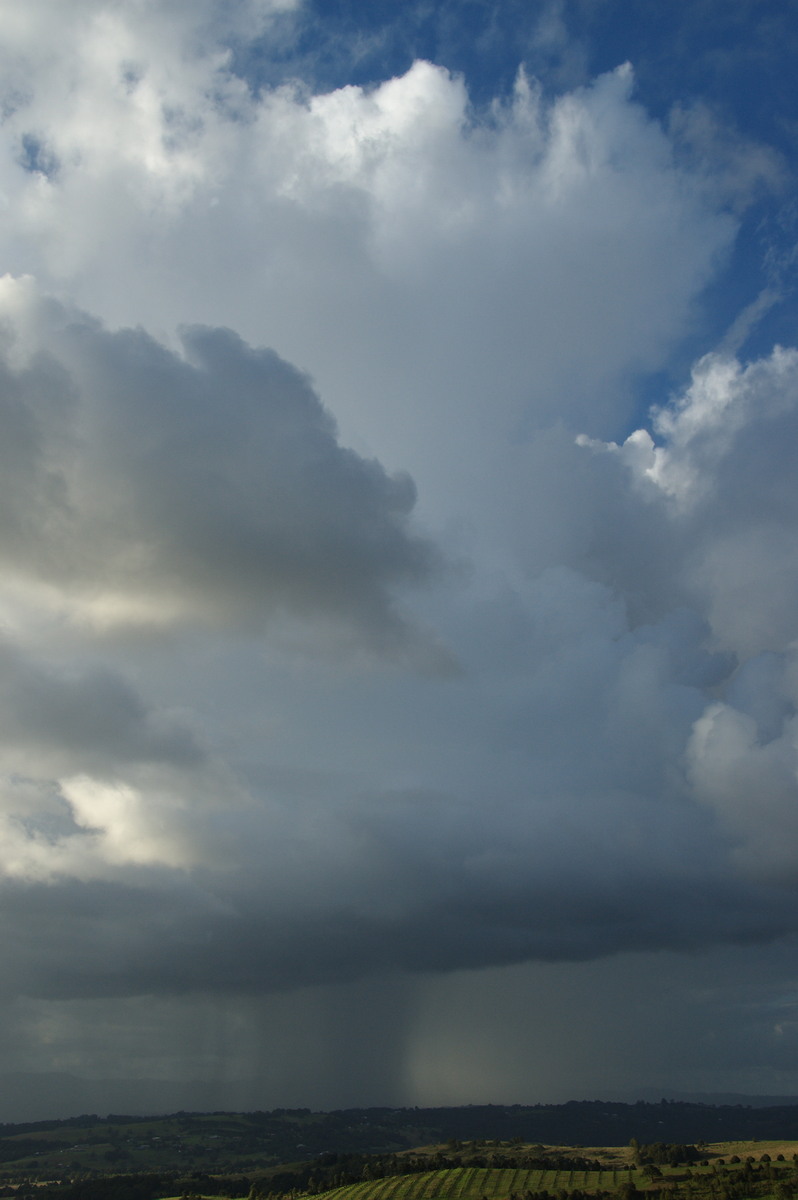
[
  {"x1": 3, "y1": 332, "x2": 798, "y2": 1000},
  {"x1": 0, "y1": 282, "x2": 436, "y2": 643},
  {"x1": 1, "y1": 0, "x2": 798, "y2": 1112}
]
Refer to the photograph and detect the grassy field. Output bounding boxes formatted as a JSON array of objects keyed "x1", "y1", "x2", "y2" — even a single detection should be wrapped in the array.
[
  {"x1": 281, "y1": 1144, "x2": 798, "y2": 1200},
  {"x1": 300, "y1": 1165, "x2": 640, "y2": 1200}
]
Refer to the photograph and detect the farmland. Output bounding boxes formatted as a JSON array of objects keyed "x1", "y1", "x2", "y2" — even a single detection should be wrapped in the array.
[
  {"x1": 3, "y1": 1109, "x2": 798, "y2": 1200},
  {"x1": 3, "y1": 1137, "x2": 798, "y2": 1200},
  {"x1": 289, "y1": 1144, "x2": 798, "y2": 1200}
]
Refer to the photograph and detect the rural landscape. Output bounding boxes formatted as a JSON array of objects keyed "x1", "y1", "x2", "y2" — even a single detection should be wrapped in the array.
[
  {"x1": 5, "y1": 0, "x2": 798, "y2": 1184},
  {"x1": 5, "y1": 1104, "x2": 798, "y2": 1200}
]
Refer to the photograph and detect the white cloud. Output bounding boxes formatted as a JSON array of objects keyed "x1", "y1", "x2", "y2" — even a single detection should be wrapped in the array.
[
  {"x1": 0, "y1": 9, "x2": 736, "y2": 532},
  {"x1": 580, "y1": 343, "x2": 798, "y2": 885},
  {"x1": 589, "y1": 344, "x2": 798, "y2": 656}
]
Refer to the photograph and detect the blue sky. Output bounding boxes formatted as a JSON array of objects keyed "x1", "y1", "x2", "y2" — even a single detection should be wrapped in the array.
[{"x1": 1, "y1": 0, "x2": 798, "y2": 1119}]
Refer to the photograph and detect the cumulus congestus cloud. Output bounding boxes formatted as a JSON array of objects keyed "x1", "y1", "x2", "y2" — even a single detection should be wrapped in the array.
[
  {"x1": 4, "y1": 341, "x2": 798, "y2": 1000},
  {"x1": 3, "y1": 0, "x2": 798, "y2": 1109},
  {"x1": 0, "y1": 273, "x2": 441, "y2": 931},
  {"x1": 0, "y1": 278, "x2": 437, "y2": 643}
]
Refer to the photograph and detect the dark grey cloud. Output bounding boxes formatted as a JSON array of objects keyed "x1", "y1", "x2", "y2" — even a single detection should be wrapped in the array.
[
  {"x1": 2, "y1": 327, "x2": 798, "y2": 1029},
  {"x1": 0, "y1": 636, "x2": 203, "y2": 771},
  {"x1": 0, "y1": 287, "x2": 437, "y2": 647},
  {"x1": 2, "y1": 0, "x2": 798, "y2": 1111}
]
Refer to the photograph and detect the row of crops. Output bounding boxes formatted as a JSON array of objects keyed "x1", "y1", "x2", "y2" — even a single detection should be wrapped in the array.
[
  {"x1": 301, "y1": 1161, "x2": 798, "y2": 1200},
  {"x1": 307, "y1": 1165, "x2": 640, "y2": 1200}
]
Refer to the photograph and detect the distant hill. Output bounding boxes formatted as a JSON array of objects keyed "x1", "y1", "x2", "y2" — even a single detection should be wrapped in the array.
[
  {"x1": 621, "y1": 1089, "x2": 798, "y2": 1108},
  {"x1": 5, "y1": 1098, "x2": 798, "y2": 1168},
  {"x1": 5, "y1": 1073, "x2": 798, "y2": 1130}
]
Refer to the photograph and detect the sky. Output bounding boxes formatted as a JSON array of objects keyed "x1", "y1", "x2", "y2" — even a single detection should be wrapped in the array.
[{"x1": 2, "y1": 0, "x2": 798, "y2": 1121}]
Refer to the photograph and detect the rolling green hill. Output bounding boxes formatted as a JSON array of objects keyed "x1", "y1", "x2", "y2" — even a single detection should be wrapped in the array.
[
  {"x1": 289, "y1": 1151, "x2": 798, "y2": 1200},
  {"x1": 2, "y1": 1111, "x2": 798, "y2": 1200}
]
